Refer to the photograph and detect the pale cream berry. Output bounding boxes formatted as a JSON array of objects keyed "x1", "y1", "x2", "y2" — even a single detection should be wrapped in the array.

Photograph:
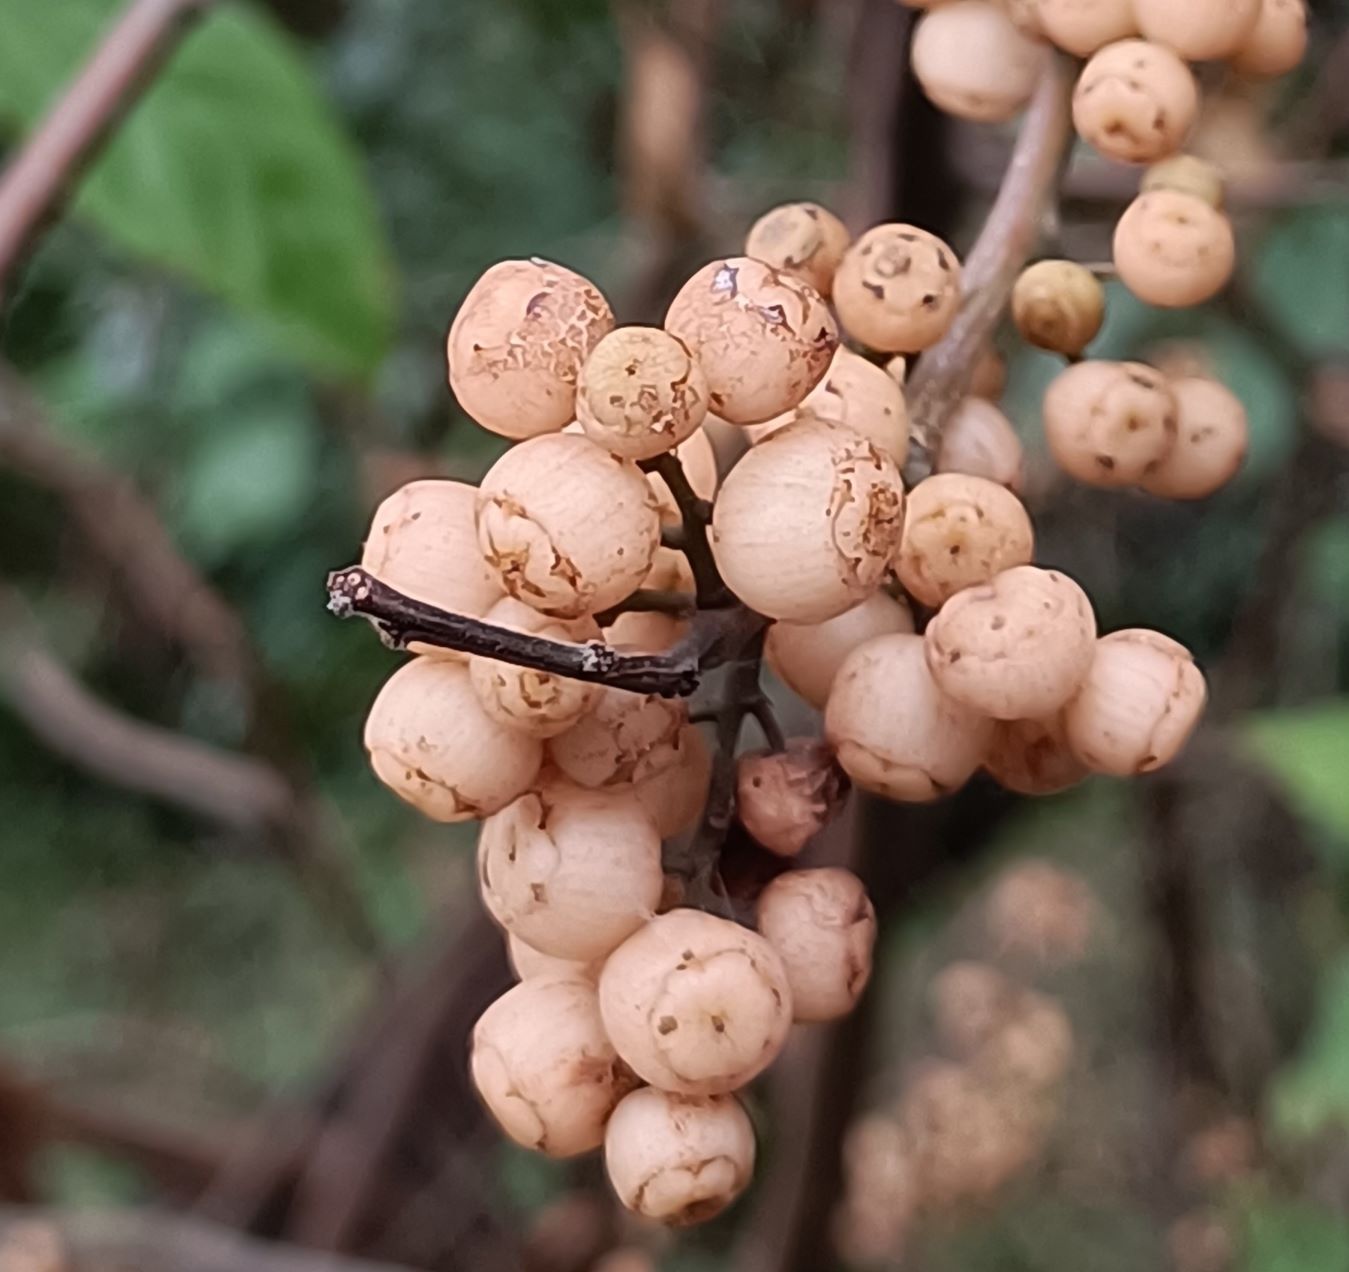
[
  {"x1": 1142, "y1": 377, "x2": 1249, "y2": 500},
  {"x1": 969, "y1": 347, "x2": 1009, "y2": 401},
  {"x1": 604, "y1": 610, "x2": 686, "y2": 653},
  {"x1": 896, "y1": 473, "x2": 1035, "y2": 609},
  {"x1": 469, "y1": 974, "x2": 636, "y2": 1157},
  {"x1": 604, "y1": 1088, "x2": 755, "y2": 1225},
  {"x1": 974, "y1": 990, "x2": 1075, "y2": 1092},
  {"x1": 936, "y1": 397, "x2": 1026, "y2": 492},
  {"x1": 548, "y1": 684, "x2": 687, "y2": 789},
  {"x1": 1011, "y1": 260, "x2": 1106, "y2": 357},
  {"x1": 478, "y1": 778, "x2": 663, "y2": 961},
  {"x1": 736, "y1": 740, "x2": 848, "y2": 857},
  {"x1": 1072, "y1": 40, "x2": 1199, "y2": 165},
  {"x1": 835, "y1": 225, "x2": 962, "y2": 354},
  {"x1": 925, "y1": 566, "x2": 1098, "y2": 721},
  {"x1": 912, "y1": 2, "x2": 1048, "y2": 124},
  {"x1": 745, "y1": 201, "x2": 851, "y2": 298},
  {"x1": 1134, "y1": 0, "x2": 1261, "y2": 60},
  {"x1": 448, "y1": 259, "x2": 614, "y2": 439},
  {"x1": 593, "y1": 1251, "x2": 658, "y2": 1272},
  {"x1": 1233, "y1": 0, "x2": 1308, "y2": 77},
  {"x1": 476, "y1": 432, "x2": 660, "y2": 619},
  {"x1": 1042, "y1": 360, "x2": 1179, "y2": 488},
  {"x1": 1063, "y1": 628, "x2": 1207, "y2": 776},
  {"x1": 361, "y1": 480, "x2": 503, "y2": 655},
  {"x1": 664, "y1": 257, "x2": 838, "y2": 425},
  {"x1": 469, "y1": 598, "x2": 599, "y2": 738},
  {"x1": 1143, "y1": 154, "x2": 1226, "y2": 209},
  {"x1": 364, "y1": 658, "x2": 542, "y2": 821},
  {"x1": 984, "y1": 859, "x2": 1097, "y2": 965},
  {"x1": 766, "y1": 591, "x2": 915, "y2": 710},
  {"x1": 1035, "y1": 0, "x2": 1136, "y2": 55},
  {"x1": 983, "y1": 715, "x2": 1089, "y2": 795},
  {"x1": 929, "y1": 961, "x2": 1021, "y2": 1058},
  {"x1": 1113, "y1": 190, "x2": 1237, "y2": 308},
  {"x1": 825, "y1": 633, "x2": 995, "y2": 802},
  {"x1": 508, "y1": 933, "x2": 596, "y2": 981},
  {"x1": 646, "y1": 427, "x2": 719, "y2": 528},
  {"x1": 577, "y1": 327, "x2": 708, "y2": 460},
  {"x1": 899, "y1": 1060, "x2": 1046, "y2": 1207},
  {"x1": 749, "y1": 348, "x2": 911, "y2": 464},
  {"x1": 632, "y1": 724, "x2": 713, "y2": 838},
  {"x1": 711, "y1": 417, "x2": 906, "y2": 623},
  {"x1": 598, "y1": 908, "x2": 793, "y2": 1095},
  {"x1": 757, "y1": 868, "x2": 877, "y2": 1022}
]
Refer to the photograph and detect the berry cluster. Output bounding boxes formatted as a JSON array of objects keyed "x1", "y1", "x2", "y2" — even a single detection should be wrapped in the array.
[
  {"x1": 330, "y1": 0, "x2": 1307, "y2": 1230},
  {"x1": 837, "y1": 860, "x2": 1096, "y2": 1263}
]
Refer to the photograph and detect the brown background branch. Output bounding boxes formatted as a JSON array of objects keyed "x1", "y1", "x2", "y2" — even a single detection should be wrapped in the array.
[{"x1": 0, "y1": 0, "x2": 216, "y2": 296}]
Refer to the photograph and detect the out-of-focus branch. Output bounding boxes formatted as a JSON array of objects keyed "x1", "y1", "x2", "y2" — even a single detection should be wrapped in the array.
[
  {"x1": 0, "y1": 362, "x2": 253, "y2": 685},
  {"x1": 0, "y1": 0, "x2": 215, "y2": 297},
  {"x1": 905, "y1": 53, "x2": 1077, "y2": 463},
  {"x1": 0, "y1": 1208, "x2": 415, "y2": 1272},
  {"x1": 0, "y1": 595, "x2": 293, "y2": 833}
]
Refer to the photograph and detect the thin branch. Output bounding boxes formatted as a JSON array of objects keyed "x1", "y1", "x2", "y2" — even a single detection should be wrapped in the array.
[
  {"x1": 0, "y1": 362, "x2": 253, "y2": 684},
  {"x1": 0, "y1": 599, "x2": 293, "y2": 834},
  {"x1": 592, "y1": 588, "x2": 697, "y2": 626},
  {"x1": 640, "y1": 452, "x2": 730, "y2": 606},
  {"x1": 327, "y1": 567, "x2": 764, "y2": 698},
  {"x1": 904, "y1": 52, "x2": 1077, "y2": 465},
  {"x1": 0, "y1": 0, "x2": 216, "y2": 296}
]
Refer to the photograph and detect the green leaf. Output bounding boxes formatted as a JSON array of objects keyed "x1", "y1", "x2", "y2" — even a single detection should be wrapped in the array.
[
  {"x1": 172, "y1": 404, "x2": 319, "y2": 561},
  {"x1": 1242, "y1": 704, "x2": 1349, "y2": 850},
  {"x1": 1252, "y1": 208, "x2": 1349, "y2": 363},
  {"x1": 1270, "y1": 956, "x2": 1349, "y2": 1139},
  {"x1": 0, "y1": 0, "x2": 395, "y2": 378},
  {"x1": 1243, "y1": 1200, "x2": 1349, "y2": 1272}
]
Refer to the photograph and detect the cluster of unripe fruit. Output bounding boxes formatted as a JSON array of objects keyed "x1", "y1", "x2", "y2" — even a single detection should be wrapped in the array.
[{"x1": 340, "y1": 4, "x2": 1307, "y2": 1217}]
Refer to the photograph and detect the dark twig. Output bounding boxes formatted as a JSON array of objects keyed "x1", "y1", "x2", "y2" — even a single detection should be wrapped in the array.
[
  {"x1": 640, "y1": 452, "x2": 730, "y2": 606},
  {"x1": 327, "y1": 568, "x2": 763, "y2": 698},
  {"x1": 592, "y1": 588, "x2": 697, "y2": 626},
  {"x1": 0, "y1": 0, "x2": 216, "y2": 297},
  {"x1": 905, "y1": 52, "x2": 1078, "y2": 467}
]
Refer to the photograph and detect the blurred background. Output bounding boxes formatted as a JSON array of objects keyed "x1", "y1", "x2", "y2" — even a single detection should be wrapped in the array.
[{"x1": 2, "y1": 1, "x2": 1349, "y2": 1269}]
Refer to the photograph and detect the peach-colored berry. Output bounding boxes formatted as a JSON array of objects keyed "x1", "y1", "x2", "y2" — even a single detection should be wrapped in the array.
[
  {"x1": 736, "y1": 740, "x2": 848, "y2": 857},
  {"x1": 925, "y1": 566, "x2": 1098, "y2": 721},
  {"x1": 1134, "y1": 0, "x2": 1261, "y2": 60},
  {"x1": 745, "y1": 201, "x2": 851, "y2": 298},
  {"x1": 598, "y1": 908, "x2": 793, "y2": 1095},
  {"x1": 912, "y1": 2, "x2": 1048, "y2": 123},
  {"x1": 936, "y1": 397, "x2": 1025, "y2": 491},
  {"x1": 448, "y1": 259, "x2": 613, "y2": 439},
  {"x1": 1232, "y1": 0, "x2": 1308, "y2": 78},
  {"x1": 1114, "y1": 190, "x2": 1236, "y2": 308},
  {"x1": 834, "y1": 224, "x2": 962, "y2": 354},
  {"x1": 758, "y1": 868, "x2": 877, "y2": 1021},
  {"x1": 983, "y1": 715, "x2": 1089, "y2": 795},
  {"x1": 665, "y1": 257, "x2": 838, "y2": 424},
  {"x1": 1073, "y1": 39, "x2": 1199, "y2": 164},
  {"x1": 469, "y1": 974, "x2": 637, "y2": 1157},
  {"x1": 1141, "y1": 377, "x2": 1248, "y2": 499},
  {"x1": 896, "y1": 473, "x2": 1035, "y2": 608},
  {"x1": 604, "y1": 1088, "x2": 755, "y2": 1225},
  {"x1": 825, "y1": 633, "x2": 995, "y2": 802},
  {"x1": 1042, "y1": 360, "x2": 1179, "y2": 488},
  {"x1": 1063, "y1": 628, "x2": 1207, "y2": 775}
]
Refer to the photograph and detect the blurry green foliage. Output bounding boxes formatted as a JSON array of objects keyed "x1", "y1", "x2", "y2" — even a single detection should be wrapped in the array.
[
  {"x1": 0, "y1": 0, "x2": 395, "y2": 378},
  {"x1": 1252, "y1": 208, "x2": 1349, "y2": 363},
  {"x1": 1270, "y1": 953, "x2": 1349, "y2": 1139},
  {"x1": 1243, "y1": 1199, "x2": 1349, "y2": 1272},
  {"x1": 1243, "y1": 704, "x2": 1349, "y2": 868}
]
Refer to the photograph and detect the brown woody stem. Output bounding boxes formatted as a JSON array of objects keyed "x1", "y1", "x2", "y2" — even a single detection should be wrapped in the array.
[
  {"x1": 326, "y1": 567, "x2": 765, "y2": 699},
  {"x1": 0, "y1": 0, "x2": 215, "y2": 297},
  {"x1": 904, "y1": 52, "x2": 1078, "y2": 468}
]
